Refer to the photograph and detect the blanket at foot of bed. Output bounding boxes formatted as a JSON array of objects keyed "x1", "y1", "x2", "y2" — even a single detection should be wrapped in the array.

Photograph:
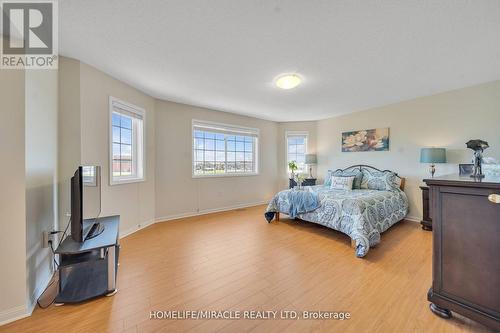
[{"x1": 265, "y1": 188, "x2": 320, "y2": 219}]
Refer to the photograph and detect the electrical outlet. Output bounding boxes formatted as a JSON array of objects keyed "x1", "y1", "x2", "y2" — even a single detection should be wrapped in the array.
[{"x1": 42, "y1": 231, "x2": 50, "y2": 248}]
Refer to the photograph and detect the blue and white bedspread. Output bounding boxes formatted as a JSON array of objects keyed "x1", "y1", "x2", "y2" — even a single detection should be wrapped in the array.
[{"x1": 265, "y1": 186, "x2": 409, "y2": 257}]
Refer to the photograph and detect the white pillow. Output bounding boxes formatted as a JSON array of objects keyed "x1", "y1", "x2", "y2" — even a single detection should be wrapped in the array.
[{"x1": 330, "y1": 176, "x2": 355, "y2": 190}]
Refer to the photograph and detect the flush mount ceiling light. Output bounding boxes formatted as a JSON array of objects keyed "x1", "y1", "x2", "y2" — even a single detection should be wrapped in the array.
[{"x1": 275, "y1": 73, "x2": 302, "y2": 90}]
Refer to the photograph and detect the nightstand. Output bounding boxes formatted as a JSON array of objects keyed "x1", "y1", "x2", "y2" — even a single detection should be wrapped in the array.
[
  {"x1": 289, "y1": 178, "x2": 316, "y2": 189},
  {"x1": 420, "y1": 185, "x2": 432, "y2": 231}
]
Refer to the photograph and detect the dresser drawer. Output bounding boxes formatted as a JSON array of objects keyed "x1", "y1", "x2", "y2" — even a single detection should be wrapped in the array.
[{"x1": 432, "y1": 186, "x2": 500, "y2": 319}]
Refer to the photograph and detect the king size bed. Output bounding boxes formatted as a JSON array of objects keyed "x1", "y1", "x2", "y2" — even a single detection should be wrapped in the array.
[{"x1": 265, "y1": 165, "x2": 409, "y2": 258}]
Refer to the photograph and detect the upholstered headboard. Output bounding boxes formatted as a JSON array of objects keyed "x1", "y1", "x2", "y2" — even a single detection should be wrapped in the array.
[{"x1": 332, "y1": 164, "x2": 406, "y2": 191}]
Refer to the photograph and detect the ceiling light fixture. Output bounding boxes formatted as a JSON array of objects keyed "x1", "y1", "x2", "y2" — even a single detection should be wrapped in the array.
[{"x1": 275, "y1": 73, "x2": 302, "y2": 90}]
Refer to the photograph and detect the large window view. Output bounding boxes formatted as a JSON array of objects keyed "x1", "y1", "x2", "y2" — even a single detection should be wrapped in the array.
[
  {"x1": 109, "y1": 97, "x2": 145, "y2": 185},
  {"x1": 192, "y1": 120, "x2": 259, "y2": 176},
  {"x1": 287, "y1": 132, "x2": 308, "y2": 173}
]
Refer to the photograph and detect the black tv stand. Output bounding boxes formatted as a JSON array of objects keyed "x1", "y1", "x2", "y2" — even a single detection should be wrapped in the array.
[
  {"x1": 55, "y1": 215, "x2": 120, "y2": 304},
  {"x1": 85, "y1": 222, "x2": 104, "y2": 240}
]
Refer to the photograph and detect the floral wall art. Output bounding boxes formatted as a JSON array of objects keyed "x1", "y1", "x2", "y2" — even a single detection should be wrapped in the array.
[{"x1": 342, "y1": 128, "x2": 390, "y2": 152}]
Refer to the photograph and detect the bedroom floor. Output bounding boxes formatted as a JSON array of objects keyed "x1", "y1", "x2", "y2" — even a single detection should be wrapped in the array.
[{"x1": 1, "y1": 205, "x2": 493, "y2": 333}]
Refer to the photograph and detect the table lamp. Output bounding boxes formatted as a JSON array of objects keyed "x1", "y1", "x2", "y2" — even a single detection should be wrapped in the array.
[
  {"x1": 420, "y1": 148, "x2": 447, "y2": 177},
  {"x1": 305, "y1": 154, "x2": 317, "y2": 179}
]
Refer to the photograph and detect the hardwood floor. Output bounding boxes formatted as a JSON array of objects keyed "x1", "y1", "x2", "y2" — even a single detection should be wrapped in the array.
[{"x1": 1, "y1": 205, "x2": 493, "y2": 333}]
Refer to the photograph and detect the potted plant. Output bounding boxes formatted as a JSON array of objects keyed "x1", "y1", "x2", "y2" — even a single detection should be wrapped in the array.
[{"x1": 288, "y1": 161, "x2": 298, "y2": 180}]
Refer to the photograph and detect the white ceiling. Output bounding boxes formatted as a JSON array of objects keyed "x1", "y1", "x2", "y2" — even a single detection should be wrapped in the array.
[{"x1": 60, "y1": 0, "x2": 500, "y2": 122}]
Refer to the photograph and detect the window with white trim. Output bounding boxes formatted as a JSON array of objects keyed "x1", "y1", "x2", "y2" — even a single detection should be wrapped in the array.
[
  {"x1": 109, "y1": 97, "x2": 145, "y2": 185},
  {"x1": 192, "y1": 120, "x2": 259, "y2": 177},
  {"x1": 286, "y1": 132, "x2": 308, "y2": 173}
]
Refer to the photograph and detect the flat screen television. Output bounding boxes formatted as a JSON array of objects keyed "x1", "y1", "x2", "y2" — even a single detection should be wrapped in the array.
[
  {"x1": 70, "y1": 166, "x2": 104, "y2": 242},
  {"x1": 70, "y1": 167, "x2": 83, "y2": 242}
]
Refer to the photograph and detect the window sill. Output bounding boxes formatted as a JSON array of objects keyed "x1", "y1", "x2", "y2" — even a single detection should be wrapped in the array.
[
  {"x1": 192, "y1": 173, "x2": 259, "y2": 179},
  {"x1": 110, "y1": 177, "x2": 145, "y2": 186}
]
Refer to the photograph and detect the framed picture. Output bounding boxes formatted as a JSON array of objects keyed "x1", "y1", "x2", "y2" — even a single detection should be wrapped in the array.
[
  {"x1": 342, "y1": 128, "x2": 389, "y2": 152},
  {"x1": 459, "y1": 164, "x2": 473, "y2": 176}
]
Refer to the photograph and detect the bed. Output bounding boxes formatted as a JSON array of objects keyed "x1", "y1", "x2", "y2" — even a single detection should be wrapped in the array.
[{"x1": 265, "y1": 165, "x2": 409, "y2": 257}]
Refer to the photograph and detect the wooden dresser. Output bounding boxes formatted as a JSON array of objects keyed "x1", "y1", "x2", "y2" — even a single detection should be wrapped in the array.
[
  {"x1": 424, "y1": 175, "x2": 500, "y2": 331},
  {"x1": 419, "y1": 185, "x2": 432, "y2": 231}
]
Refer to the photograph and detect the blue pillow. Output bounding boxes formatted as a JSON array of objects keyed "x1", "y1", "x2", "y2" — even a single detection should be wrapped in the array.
[
  {"x1": 333, "y1": 170, "x2": 363, "y2": 189},
  {"x1": 325, "y1": 169, "x2": 363, "y2": 189},
  {"x1": 360, "y1": 169, "x2": 400, "y2": 190}
]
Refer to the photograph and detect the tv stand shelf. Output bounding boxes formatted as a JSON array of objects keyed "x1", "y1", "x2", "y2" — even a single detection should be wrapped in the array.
[{"x1": 55, "y1": 215, "x2": 120, "y2": 304}]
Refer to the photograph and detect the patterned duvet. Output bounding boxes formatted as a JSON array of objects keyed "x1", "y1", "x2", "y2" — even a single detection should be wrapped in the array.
[{"x1": 265, "y1": 185, "x2": 409, "y2": 257}]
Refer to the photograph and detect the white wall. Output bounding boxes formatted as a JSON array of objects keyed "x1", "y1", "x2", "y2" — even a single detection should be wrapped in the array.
[
  {"x1": 25, "y1": 69, "x2": 58, "y2": 310},
  {"x1": 58, "y1": 57, "x2": 81, "y2": 230},
  {"x1": 277, "y1": 121, "x2": 317, "y2": 190},
  {"x1": 79, "y1": 62, "x2": 156, "y2": 236},
  {"x1": 154, "y1": 100, "x2": 279, "y2": 220},
  {"x1": 58, "y1": 59, "x2": 305, "y2": 226},
  {"x1": 62, "y1": 59, "x2": 500, "y2": 227},
  {"x1": 0, "y1": 67, "x2": 27, "y2": 322},
  {"x1": 316, "y1": 80, "x2": 500, "y2": 220},
  {"x1": 58, "y1": 58, "x2": 157, "y2": 237},
  {"x1": 59, "y1": 58, "x2": 287, "y2": 227}
]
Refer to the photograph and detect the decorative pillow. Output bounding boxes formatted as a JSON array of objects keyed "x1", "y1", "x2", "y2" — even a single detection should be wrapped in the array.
[
  {"x1": 330, "y1": 176, "x2": 355, "y2": 190},
  {"x1": 360, "y1": 169, "x2": 400, "y2": 191},
  {"x1": 332, "y1": 169, "x2": 363, "y2": 189}
]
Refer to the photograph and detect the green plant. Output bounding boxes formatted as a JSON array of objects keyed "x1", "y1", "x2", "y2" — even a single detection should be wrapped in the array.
[{"x1": 288, "y1": 161, "x2": 298, "y2": 173}]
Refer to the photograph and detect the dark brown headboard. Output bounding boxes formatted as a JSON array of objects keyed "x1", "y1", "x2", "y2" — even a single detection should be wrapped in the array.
[{"x1": 333, "y1": 164, "x2": 406, "y2": 191}]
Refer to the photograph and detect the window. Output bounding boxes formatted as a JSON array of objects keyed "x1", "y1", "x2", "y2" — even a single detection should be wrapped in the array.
[
  {"x1": 286, "y1": 131, "x2": 308, "y2": 173},
  {"x1": 192, "y1": 120, "x2": 259, "y2": 177},
  {"x1": 109, "y1": 97, "x2": 145, "y2": 185}
]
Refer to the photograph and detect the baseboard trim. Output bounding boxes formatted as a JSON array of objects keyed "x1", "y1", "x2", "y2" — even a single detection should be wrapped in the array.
[
  {"x1": 0, "y1": 268, "x2": 54, "y2": 326},
  {"x1": 120, "y1": 201, "x2": 268, "y2": 239},
  {"x1": 405, "y1": 215, "x2": 421, "y2": 223},
  {"x1": 27, "y1": 270, "x2": 55, "y2": 316},
  {"x1": 120, "y1": 218, "x2": 156, "y2": 239},
  {"x1": 0, "y1": 305, "x2": 30, "y2": 327},
  {"x1": 155, "y1": 201, "x2": 269, "y2": 223}
]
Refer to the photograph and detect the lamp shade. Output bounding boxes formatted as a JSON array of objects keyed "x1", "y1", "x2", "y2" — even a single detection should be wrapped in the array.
[
  {"x1": 420, "y1": 148, "x2": 447, "y2": 163},
  {"x1": 305, "y1": 154, "x2": 317, "y2": 164}
]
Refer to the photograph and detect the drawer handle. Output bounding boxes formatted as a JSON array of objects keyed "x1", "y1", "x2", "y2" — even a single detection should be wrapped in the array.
[{"x1": 488, "y1": 194, "x2": 500, "y2": 203}]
